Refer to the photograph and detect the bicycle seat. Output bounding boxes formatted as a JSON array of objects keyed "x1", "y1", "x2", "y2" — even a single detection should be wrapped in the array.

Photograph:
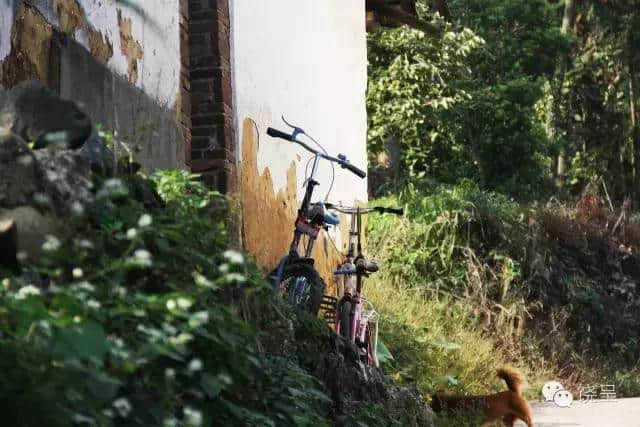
[
  {"x1": 356, "y1": 259, "x2": 379, "y2": 273},
  {"x1": 324, "y1": 211, "x2": 339, "y2": 225}
]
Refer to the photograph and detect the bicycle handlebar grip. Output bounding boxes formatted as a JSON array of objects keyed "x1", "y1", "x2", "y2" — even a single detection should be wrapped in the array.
[
  {"x1": 342, "y1": 162, "x2": 367, "y2": 179},
  {"x1": 375, "y1": 206, "x2": 404, "y2": 215},
  {"x1": 386, "y1": 207, "x2": 404, "y2": 215},
  {"x1": 267, "y1": 127, "x2": 295, "y2": 142}
]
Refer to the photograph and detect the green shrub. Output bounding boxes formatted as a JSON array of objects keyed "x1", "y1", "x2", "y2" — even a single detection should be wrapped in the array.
[{"x1": 0, "y1": 170, "x2": 330, "y2": 427}]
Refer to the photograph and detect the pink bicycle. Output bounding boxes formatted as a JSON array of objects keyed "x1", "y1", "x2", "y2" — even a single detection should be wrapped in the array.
[{"x1": 326, "y1": 203, "x2": 403, "y2": 366}]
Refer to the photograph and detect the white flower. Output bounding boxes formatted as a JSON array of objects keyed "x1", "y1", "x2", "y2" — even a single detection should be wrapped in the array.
[
  {"x1": 223, "y1": 249, "x2": 244, "y2": 264},
  {"x1": 71, "y1": 201, "x2": 85, "y2": 216},
  {"x1": 177, "y1": 297, "x2": 192, "y2": 310},
  {"x1": 112, "y1": 397, "x2": 132, "y2": 417},
  {"x1": 73, "y1": 315, "x2": 82, "y2": 323},
  {"x1": 1, "y1": 278, "x2": 9, "y2": 289},
  {"x1": 75, "y1": 281, "x2": 95, "y2": 292},
  {"x1": 72, "y1": 268, "x2": 84, "y2": 279},
  {"x1": 87, "y1": 299, "x2": 101, "y2": 309},
  {"x1": 138, "y1": 214, "x2": 152, "y2": 228},
  {"x1": 126, "y1": 228, "x2": 138, "y2": 239},
  {"x1": 16, "y1": 251, "x2": 27, "y2": 262},
  {"x1": 162, "y1": 323, "x2": 178, "y2": 335},
  {"x1": 97, "y1": 178, "x2": 129, "y2": 200},
  {"x1": 165, "y1": 368, "x2": 176, "y2": 380},
  {"x1": 77, "y1": 239, "x2": 94, "y2": 250},
  {"x1": 166, "y1": 299, "x2": 177, "y2": 310},
  {"x1": 194, "y1": 273, "x2": 215, "y2": 289},
  {"x1": 42, "y1": 235, "x2": 61, "y2": 252},
  {"x1": 189, "y1": 311, "x2": 209, "y2": 328},
  {"x1": 163, "y1": 418, "x2": 178, "y2": 427},
  {"x1": 188, "y1": 358, "x2": 203, "y2": 372},
  {"x1": 169, "y1": 332, "x2": 193, "y2": 346},
  {"x1": 225, "y1": 273, "x2": 246, "y2": 283},
  {"x1": 110, "y1": 337, "x2": 124, "y2": 348},
  {"x1": 130, "y1": 249, "x2": 152, "y2": 267},
  {"x1": 183, "y1": 407, "x2": 202, "y2": 427},
  {"x1": 219, "y1": 263, "x2": 229, "y2": 273},
  {"x1": 15, "y1": 285, "x2": 41, "y2": 300}
]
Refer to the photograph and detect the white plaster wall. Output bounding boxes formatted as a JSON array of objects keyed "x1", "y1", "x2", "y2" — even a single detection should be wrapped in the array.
[
  {"x1": 230, "y1": 0, "x2": 368, "y2": 206},
  {"x1": 0, "y1": 1, "x2": 16, "y2": 61},
  {"x1": 0, "y1": 0, "x2": 180, "y2": 107}
]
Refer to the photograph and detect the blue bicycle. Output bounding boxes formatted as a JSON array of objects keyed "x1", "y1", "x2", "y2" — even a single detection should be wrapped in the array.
[{"x1": 266, "y1": 117, "x2": 367, "y2": 314}]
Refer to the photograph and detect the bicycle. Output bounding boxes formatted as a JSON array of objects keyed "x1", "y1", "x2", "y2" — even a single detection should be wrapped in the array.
[
  {"x1": 327, "y1": 203, "x2": 403, "y2": 367},
  {"x1": 266, "y1": 117, "x2": 367, "y2": 315}
]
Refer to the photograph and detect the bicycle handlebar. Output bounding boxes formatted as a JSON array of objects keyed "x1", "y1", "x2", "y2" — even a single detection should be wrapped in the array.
[
  {"x1": 342, "y1": 161, "x2": 367, "y2": 179},
  {"x1": 266, "y1": 126, "x2": 366, "y2": 179},
  {"x1": 267, "y1": 127, "x2": 296, "y2": 142},
  {"x1": 374, "y1": 206, "x2": 404, "y2": 215},
  {"x1": 324, "y1": 203, "x2": 404, "y2": 216}
]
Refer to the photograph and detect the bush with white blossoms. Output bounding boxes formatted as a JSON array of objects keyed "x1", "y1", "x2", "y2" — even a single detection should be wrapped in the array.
[{"x1": 0, "y1": 169, "x2": 331, "y2": 427}]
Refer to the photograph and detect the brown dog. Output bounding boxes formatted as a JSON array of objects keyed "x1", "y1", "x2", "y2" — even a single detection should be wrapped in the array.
[{"x1": 430, "y1": 367, "x2": 533, "y2": 427}]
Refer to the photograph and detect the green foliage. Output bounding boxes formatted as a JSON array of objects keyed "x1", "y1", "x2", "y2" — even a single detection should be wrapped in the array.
[
  {"x1": 367, "y1": 25, "x2": 485, "y2": 189},
  {"x1": 554, "y1": 0, "x2": 640, "y2": 201},
  {"x1": 0, "y1": 170, "x2": 331, "y2": 427},
  {"x1": 367, "y1": 0, "x2": 568, "y2": 197},
  {"x1": 367, "y1": 180, "x2": 640, "y2": 405},
  {"x1": 365, "y1": 184, "x2": 534, "y2": 398}
]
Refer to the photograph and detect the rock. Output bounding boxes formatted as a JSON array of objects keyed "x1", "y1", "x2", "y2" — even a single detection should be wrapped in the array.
[
  {"x1": 0, "y1": 218, "x2": 18, "y2": 272},
  {"x1": 0, "y1": 80, "x2": 92, "y2": 150},
  {"x1": 34, "y1": 147, "x2": 94, "y2": 218},
  {"x1": 0, "y1": 206, "x2": 61, "y2": 261},
  {"x1": 80, "y1": 129, "x2": 116, "y2": 175},
  {"x1": 0, "y1": 132, "x2": 39, "y2": 208}
]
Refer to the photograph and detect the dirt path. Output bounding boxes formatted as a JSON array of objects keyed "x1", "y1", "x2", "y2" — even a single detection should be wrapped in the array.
[{"x1": 514, "y1": 398, "x2": 640, "y2": 427}]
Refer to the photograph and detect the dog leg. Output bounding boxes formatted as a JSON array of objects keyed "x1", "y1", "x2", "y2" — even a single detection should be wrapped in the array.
[{"x1": 502, "y1": 414, "x2": 515, "y2": 427}]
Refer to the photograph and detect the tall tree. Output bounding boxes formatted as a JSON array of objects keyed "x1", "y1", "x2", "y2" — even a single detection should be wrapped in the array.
[{"x1": 552, "y1": 0, "x2": 577, "y2": 190}]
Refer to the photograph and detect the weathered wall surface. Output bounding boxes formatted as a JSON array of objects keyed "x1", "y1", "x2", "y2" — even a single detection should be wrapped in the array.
[
  {"x1": 231, "y1": 0, "x2": 368, "y2": 296},
  {"x1": 0, "y1": 0, "x2": 185, "y2": 170}
]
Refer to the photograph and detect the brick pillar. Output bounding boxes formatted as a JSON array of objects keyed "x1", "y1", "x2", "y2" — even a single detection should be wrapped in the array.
[
  {"x1": 179, "y1": 0, "x2": 192, "y2": 163},
  {"x1": 188, "y1": 0, "x2": 235, "y2": 194}
]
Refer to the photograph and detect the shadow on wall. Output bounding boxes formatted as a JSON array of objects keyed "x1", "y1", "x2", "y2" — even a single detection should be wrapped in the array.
[
  {"x1": 0, "y1": 1, "x2": 184, "y2": 170},
  {"x1": 57, "y1": 35, "x2": 185, "y2": 170}
]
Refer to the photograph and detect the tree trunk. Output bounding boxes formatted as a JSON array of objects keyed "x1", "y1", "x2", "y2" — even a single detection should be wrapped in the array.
[
  {"x1": 629, "y1": 55, "x2": 640, "y2": 208},
  {"x1": 553, "y1": 0, "x2": 576, "y2": 190}
]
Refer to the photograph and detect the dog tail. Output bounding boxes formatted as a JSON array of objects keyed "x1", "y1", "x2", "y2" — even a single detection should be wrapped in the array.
[{"x1": 497, "y1": 366, "x2": 522, "y2": 395}]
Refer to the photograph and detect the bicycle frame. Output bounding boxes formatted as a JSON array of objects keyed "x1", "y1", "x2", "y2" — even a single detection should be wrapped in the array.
[
  {"x1": 330, "y1": 203, "x2": 402, "y2": 366},
  {"x1": 334, "y1": 207, "x2": 379, "y2": 367},
  {"x1": 273, "y1": 152, "x2": 323, "y2": 290}
]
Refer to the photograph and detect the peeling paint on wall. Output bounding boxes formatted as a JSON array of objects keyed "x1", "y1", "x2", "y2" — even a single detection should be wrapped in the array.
[
  {"x1": 1, "y1": 0, "x2": 180, "y2": 106},
  {"x1": 241, "y1": 117, "x2": 298, "y2": 271},
  {"x1": 88, "y1": 28, "x2": 113, "y2": 64},
  {"x1": 53, "y1": 0, "x2": 85, "y2": 34},
  {"x1": 0, "y1": 4, "x2": 53, "y2": 88},
  {"x1": 240, "y1": 118, "x2": 357, "y2": 297},
  {"x1": 117, "y1": 9, "x2": 144, "y2": 84}
]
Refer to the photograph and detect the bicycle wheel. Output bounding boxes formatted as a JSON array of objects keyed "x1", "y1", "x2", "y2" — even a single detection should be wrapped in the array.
[
  {"x1": 278, "y1": 263, "x2": 325, "y2": 315},
  {"x1": 363, "y1": 324, "x2": 377, "y2": 366},
  {"x1": 338, "y1": 300, "x2": 352, "y2": 340}
]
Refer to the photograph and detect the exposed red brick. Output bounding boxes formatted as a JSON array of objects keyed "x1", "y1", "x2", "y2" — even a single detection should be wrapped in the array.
[{"x1": 187, "y1": 0, "x2": 233, "y2": 192}]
